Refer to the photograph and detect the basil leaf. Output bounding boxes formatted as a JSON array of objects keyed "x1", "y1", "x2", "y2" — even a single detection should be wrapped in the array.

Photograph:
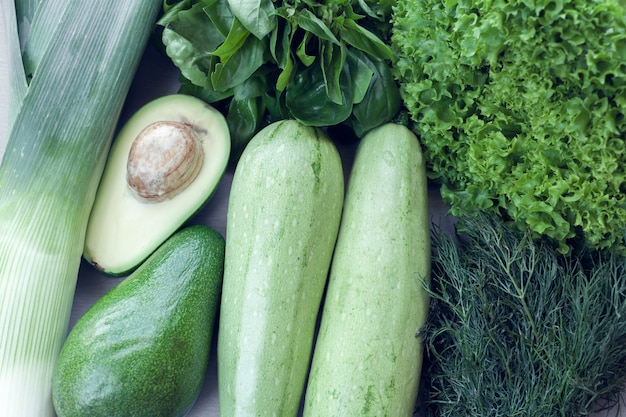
[
  {"x1": 227, "y1": 96, "x2": 266, "y2": 160},
  {"x1": 276, "y1": 52, "x2": 295, "y2": 92},
  {"x1": 211, "y1": 34, "x2": 268, "y2": 91},
  {"x1": 228, "y1": 0, "x2": 276, "y2": 39},
  {"x1": 339, "y1": 18, "x2": 393, "y2": 60},
  {"x1": 286, "y1": 63, "x2": 353, "y2": 126},
  {"x1": 204, "y1": 0, "x2": 234, "y2": 37},
  {"x1": 161, "y1": 2, "x2": 225, "y2": 89},
  {"x1": 233, "y1": 70, "x2": 270, "y2": 100},
  {"x1": 348, "y1": 51, "x2": 401, "y2": 136},
  {"x1": 262, "y1": 91, "x2": 286, "y2": 121},
  {"x1": 296, "y1": 31, "x2": 316, "y2": 67},
  {"x1": 269, "y1": 20, "x2": 281, "y2": 64},
  {"x1": 159, "y1": 0, "x2": 192, "y2": 24},
  {"x1": 272, "y1": 21, "x2": 294, "y2": 91},
  {"x1": 162, "y1": 0, "x2": 399, "y2": 145},
  {"x1": 356, "y1": 0, "x2": 392, "y2": 21},
  {"x1": 346, "y1": 48, "x2": 374, "y2": 104},
  {"x1": 321, "y1": 41, "x2": 346, "y2": 105},
  {"x1": 212, "y1": 18, "x2": 250, "y2": 62},
  {"x1": 296, "y1": 9, "x2": 340, "y2": 44}
]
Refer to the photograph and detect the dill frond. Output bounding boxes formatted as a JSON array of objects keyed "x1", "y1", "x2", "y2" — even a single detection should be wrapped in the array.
[{"x1": 424, "y1": 214, "x2": 626, "y2": 417}]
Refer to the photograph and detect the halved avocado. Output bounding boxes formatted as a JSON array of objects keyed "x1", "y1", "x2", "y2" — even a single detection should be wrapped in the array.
[{"x1": 84, "y1": 94, "x2": 230, "y2": 276}]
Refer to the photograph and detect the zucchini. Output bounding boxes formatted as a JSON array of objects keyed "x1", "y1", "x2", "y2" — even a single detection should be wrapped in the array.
[
  {"x1": 303, "y1": 123, "x2": 431, "y2": 416},
  {"x1": 217, "y1": 120, "x2": 344, "y2": 416}
]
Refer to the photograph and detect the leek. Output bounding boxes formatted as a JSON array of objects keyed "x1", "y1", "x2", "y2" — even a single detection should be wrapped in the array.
[
  {"x1": 0, "y1": 0, "x2": 26, "y2": 142},
  {"x1": 0, "y1": 1, "x2": 162, "y2": 415}
]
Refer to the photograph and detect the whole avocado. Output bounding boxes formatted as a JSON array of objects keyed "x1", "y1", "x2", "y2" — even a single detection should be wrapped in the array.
[{"x1": 52, "y1": 225, "x2": 224, "y2": 417}]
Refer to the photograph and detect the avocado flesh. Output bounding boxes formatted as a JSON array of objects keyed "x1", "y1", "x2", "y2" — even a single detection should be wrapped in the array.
[{"x1": 84, "y1": 94, "x2": 230, "y2": 276}]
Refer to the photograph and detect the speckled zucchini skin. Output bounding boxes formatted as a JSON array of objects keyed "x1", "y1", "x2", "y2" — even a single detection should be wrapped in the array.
[
  {"x1": 52, "y1": 225, "x2": 225, "y2": 417},
  {"x1": 218, "y1": 120, "x2": 344, "y2": 417},
  {"x1": 303, "y1": 123, "x2": 431, "y2": 417}
]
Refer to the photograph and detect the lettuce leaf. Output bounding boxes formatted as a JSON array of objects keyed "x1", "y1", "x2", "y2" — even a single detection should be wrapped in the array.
[{"x1": 392, "y1": 0, "x2": 626, "y2": 254}]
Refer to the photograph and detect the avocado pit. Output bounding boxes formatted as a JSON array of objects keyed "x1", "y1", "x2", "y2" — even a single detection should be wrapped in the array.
[{"x1": 126, "y1": 121, "x2": 204, "y2": 203}]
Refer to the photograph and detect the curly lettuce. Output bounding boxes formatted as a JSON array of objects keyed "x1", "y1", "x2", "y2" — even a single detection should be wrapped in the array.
[{"x1": 392, "y1": 0, "x2": 626, "y2": 253}]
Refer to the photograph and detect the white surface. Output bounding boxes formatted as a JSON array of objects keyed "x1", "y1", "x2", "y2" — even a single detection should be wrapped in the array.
[{"x1": 1, "y1": 12, "x2": 624, "y2": 417}]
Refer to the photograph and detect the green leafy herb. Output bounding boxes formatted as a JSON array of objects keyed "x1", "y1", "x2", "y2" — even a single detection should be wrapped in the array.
[
  {"x1": 391, "y1": 0, "x2": 626, "y2": 254},
  {"x1": 424, "y1": 214, "x2": 626, "y2": 417},
  {"x1": 228, "y1": 0, "x2": 277, "y2": 39},
  {"x1": 157, "y1": 0, "x2": 401, "y2": 159}
]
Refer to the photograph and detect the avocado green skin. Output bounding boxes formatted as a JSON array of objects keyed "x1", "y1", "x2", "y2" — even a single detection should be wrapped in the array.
[
  {"x1": 52, "y1": 225, "x2": 225, "y2": 417},
  {"x1": 218, "y1": 120, "x2": 344, "y2": 417}
]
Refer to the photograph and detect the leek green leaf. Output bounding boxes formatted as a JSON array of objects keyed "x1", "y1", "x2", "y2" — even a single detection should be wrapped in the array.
[
  {"x1": 21, "y1": 0, "x2": 70, "y2": 79},
  {"x1": 2, "y1": 0, "x2": 27, "y2": 135}
]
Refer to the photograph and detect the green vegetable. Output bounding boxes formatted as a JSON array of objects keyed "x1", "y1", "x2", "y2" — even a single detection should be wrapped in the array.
[
  {"x1": 0, "y1": 1, "x2": 161, "y2": 415},
  {"x1": 391, "y1": 0, "x2": 626, "y2": 254},
  {"x1": 2, "y1": 0, "x2": 26, "y2": 133},
  {"x1": 84, "y1": 94, "x2": 231, "y2": 276},
  {"x1": 157, "y1": 0, "x2": 401, "y2": 158},
  {"x1": 304, "y1": 123, "x2": 431, "y2": 417},
  {"x1": 218, "y1": 119, "x2": 344, "y2": 416},
  {"x1": 424, "y1": 214, "x2": 626, "y2": 417},
  {"x1": 52, "y1": 225, "x2": 224, "y2": 417}
]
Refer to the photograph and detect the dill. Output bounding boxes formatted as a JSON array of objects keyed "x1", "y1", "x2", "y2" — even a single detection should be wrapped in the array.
[{"x1": 423, "y1": 214, "x2": 626, "y2": 417}]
